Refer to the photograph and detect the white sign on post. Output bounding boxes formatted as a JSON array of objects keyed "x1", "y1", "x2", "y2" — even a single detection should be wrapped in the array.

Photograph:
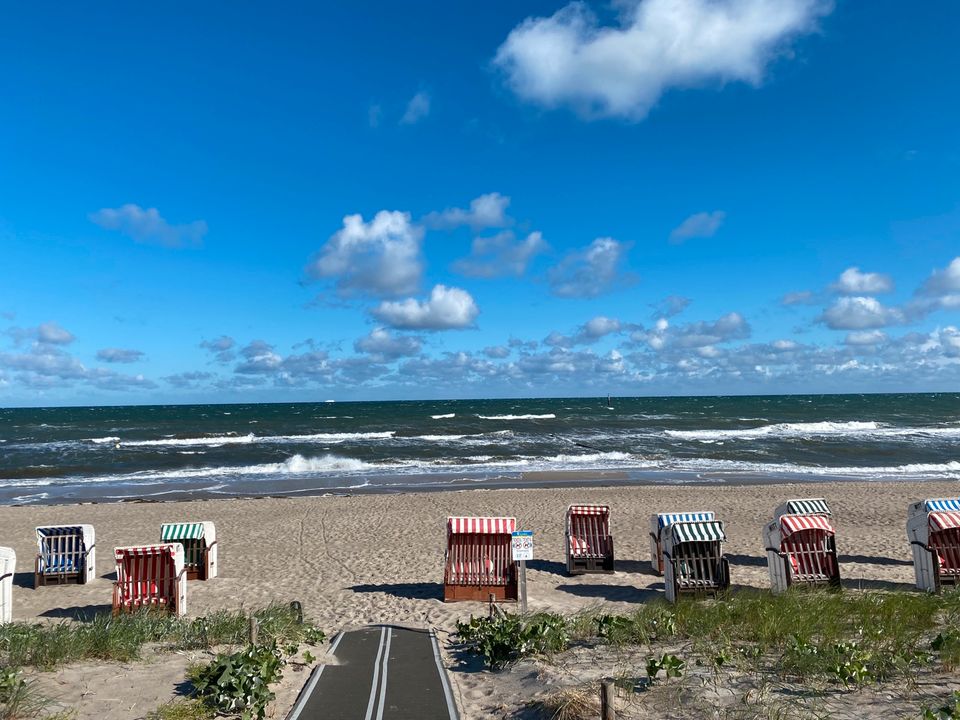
[{"x1": 511, "y1": 530, "x2": 534, "y2": 561}]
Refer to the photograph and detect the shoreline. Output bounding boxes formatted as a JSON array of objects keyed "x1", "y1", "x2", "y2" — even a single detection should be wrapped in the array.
[{"x1": 6, "y1": 466, "x2": 959, "y2": 507}]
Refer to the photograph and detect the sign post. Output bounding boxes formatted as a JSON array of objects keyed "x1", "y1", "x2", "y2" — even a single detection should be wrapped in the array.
[{"x1": 511, "y1": 530, "x2": 533, "y2": 613}]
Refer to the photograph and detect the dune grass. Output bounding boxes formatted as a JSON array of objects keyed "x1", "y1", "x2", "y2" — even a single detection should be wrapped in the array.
[
  {"x1": 0, "y1": 603, "x2": 324, "y2": 670},
  {"x1": 459, "y1": 589, "x2": 960, "y2": 686}
]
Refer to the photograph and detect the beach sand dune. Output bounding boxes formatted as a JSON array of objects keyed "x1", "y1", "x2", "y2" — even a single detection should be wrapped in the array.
[{"x1": 0, "y1": 480, "x2": 951, "y2": 717}]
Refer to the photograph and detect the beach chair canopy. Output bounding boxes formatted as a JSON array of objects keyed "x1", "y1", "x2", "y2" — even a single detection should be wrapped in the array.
[
  {"x1": 161, "y1": 523, "x2": 207, "y2": 541},
  {"x1": 447, "y1": 517, "x2": 516, "y2": 535},
  {"x1": 657, "y1": 511, "x2": 714, "y2": 531},
  {"x1": 780, "y1": 514, "x2": 835, "y2": 537},
  {"x1": 925, "y1": 499, "x2": 960, "y2": 514},
  {"x1": 567, "y1": 504, "x2": 611, "y2": 558},
  {"x1": 670, "y1": 520, "x2": 726, "y2": 544},
  {"x1": 930, "y1": 511, "x2": 960, "y2": 532},
  {"x1": 784, "y1": 498, "x2": 831, "y2": 516}
]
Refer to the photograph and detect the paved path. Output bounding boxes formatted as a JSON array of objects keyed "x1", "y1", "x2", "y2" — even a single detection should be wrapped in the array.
[{"x1": 287, "y1": 626, "x2": 459, "y2": 720}]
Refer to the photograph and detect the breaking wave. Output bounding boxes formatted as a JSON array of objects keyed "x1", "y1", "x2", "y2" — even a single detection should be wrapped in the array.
[{"x1": 477, "y1": 413, "x2": 556, "y2": 420}]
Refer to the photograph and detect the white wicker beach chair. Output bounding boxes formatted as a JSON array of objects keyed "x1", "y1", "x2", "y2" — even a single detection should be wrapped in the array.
[
  {"x1": 35, "y1": 524, "x2": 96, "y2": 586},
  {"x1": 113, "y1": 544, "x2": 187, "y2": 616},
  {"x1": 0, "y1": 547, "x2": 15, "y2": 624},
  {"x1": 566, "y1": 504, "x2": 614, "y2": 575},
  {"x1": 662, "y1": 520, "x2": 729, "y2": 603},
  {"x1": 764, "y1": 514, "x2": 840, "y2": 593},
  {"x1": 160, "y1": 521, "x2": 217, "y2": 580},
  {"x1": 907, "y1": 498, "x2": 960, "y2": 592},
  {"x1": 649, "y1": 511, "x2": 714, "y2": 576},
  {"x1": 444, "y1": 516, "x2": 517, "y2": 602}
]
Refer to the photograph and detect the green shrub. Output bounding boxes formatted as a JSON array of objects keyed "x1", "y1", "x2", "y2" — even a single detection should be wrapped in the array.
[
  {"x1": 923, "y1": 692, "x2": 960, "y2": 720},
  {"x1": 455, "y1": 612, "x2": 569, "y2": 670},
  {"x1": 645, "y1": 653, "x2": 685, "y2": 680},
  {"x1": 191, "y1": 641, "x2": 285, "y2": 720},
  {"x1": 0, "y1": 667, "x2": 47, "y2": 720}
]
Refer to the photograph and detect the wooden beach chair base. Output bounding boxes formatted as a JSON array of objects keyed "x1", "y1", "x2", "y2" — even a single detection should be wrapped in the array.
[{"x1": 444, "y1": 583, "x2": 518, "y2": 603}]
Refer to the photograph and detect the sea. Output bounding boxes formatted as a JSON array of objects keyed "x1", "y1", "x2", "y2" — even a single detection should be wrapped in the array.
[{"x1": 1, "y1": 393, "x2": 958, "y2": 505}]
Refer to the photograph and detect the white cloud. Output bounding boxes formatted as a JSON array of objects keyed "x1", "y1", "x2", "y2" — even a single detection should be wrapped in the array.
[
  {"x1": 200, "y1": 335, "x2": 236, "y2": 363},
  {"x1": 636, "y1": 311, "x2": 751, "y2": 350},
  {"x1": 651, "y1": 295, "x2": 690, "y2": 318},
  {"x1": 453, "y1": 230, "x2": 548, "y2": 278},
  {"x1": 819, "y1": 296, "x2": 904, "y2": 330},
  {"x1": 545, "y1": 315, "x2": 623, "y2": 348},
  {"x1": 354, "y1": 328, "x2": 423, "y2": 360},
  {"x1": 845, "y1": 330, "x2": 887, "y2": 346},
  {"x1": 372, "y1": 285, "x2": 479, "y2": 330},
  {"x1": 425, "y1": 193, "x2": 512, "y2": 231},
  {"x1": 831, "y1": 266, "x2": 894, "y2": 295},
  {"x1": 8, "y1": 322, "x2": 76, "y2": 346},
  {"x1": 547, "y1": 237, "x2": 634, "y2": 298},
  {"x1": 401, "y1": 91, "x2": 431, "y2": 124},
  {"x1": 306, "y1": 210, "x2": 424, "y2": 298},
  {"x1": 90, "y1": 204, "x2": 207, "y2": 248},
  {"x1": 97, "y1": 348, "x2": 145, "y2": 363},
  {"x1": 919, "y1": 257, "x2": 960, "y2": 296},
  {"x1": 494, "y1": 0, "x2": 831, "y2": 120},
  {"x1": 235, "y1": 340, "x2": 284, "y2": 374},
  {"x1": 483, "y1": 345, "x2": 511, "y2": 359},
  {"x1": 669, "y1": 210, "x2": 726, "y2": 243}
]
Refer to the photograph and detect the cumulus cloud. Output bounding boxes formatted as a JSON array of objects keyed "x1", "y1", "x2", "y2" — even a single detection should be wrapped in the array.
[
  {"x1": 401, "y1": 91, "x2": 431, "y2": 124},
  {"x1": 0, "y1": 344, "x2": 156, "y2": 391},
  {"x1": 371, "y1": 285, "x2": 480, "y2": 330},
  {"x1": 354, "y1": 328, "x2": 423, "y2": 360},
  {"x1": 914, "y1": 257, "x2": 960, "y2": 313},
  {"x1": 845, "y1": 330, "x2": 887, "y2": 347},
  {"x1": 96, "y1": 348, "x2": 145, "y2": 364},
  {"x1": 483, "y1": 345, "x2": 511, "y2": 359},
  {"x1": 235, "y1": 340, "x2": 284, "y2": 374},
  {"x1": 819, "y1": 297, "x2": 905, "y2": 330},
  {"x1": 425, "y1": 193, "x2": 512, "y2": 231},
  {"x1": 831, "y1": 267, "x2": 894, "y2": 295},
  {"x1": 651, "y1": 295, "x2": 690, "y2": 319},
  {"x1": 7, "y1": 322, "x2": 76, "y2": 346},
  {"x1": 306, "y1": 211, "x2": 424, "y2": 298},
  {"x1": 200, "y1": 336, "x2": 236, "y2": 363},
  {"x1": 90, "y1": 204, "x2": 207, "y2": 248},
  {"x1": 545, "y1": 315, "x2": 623, "y2": 347},
  {"x1": 453, "y1": 230, "x2": 548, "y2": 278},
  {"x1": 494, "y1": 0, "x2": 831, "y2": 120},
  {"x1": 636, "y1": 311, "x2": 751, "y2": 350},
  {"x1": 669, "y1": 211, "x2": 726, "y2": 243},
  {"x1": 547, "y1": 237, "x2": 635, "y2": 298}
]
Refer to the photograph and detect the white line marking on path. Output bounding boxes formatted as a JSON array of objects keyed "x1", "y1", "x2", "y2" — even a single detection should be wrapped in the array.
[
  {"x1": 287, "y1": 631, "x2": 345, "y2": 720},
  {"x1": 364, "y1": 627, "x2": 387, "y2": 720},
  {"x1": 429, "y1": 630, "x2": 459, "y2": 720},
  {"x1": 375, "y1": 628, "x2": 393, "y2": 720}
]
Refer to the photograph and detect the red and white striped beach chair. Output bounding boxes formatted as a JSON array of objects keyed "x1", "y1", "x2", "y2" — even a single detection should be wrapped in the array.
[
  {"x1": 565, "y1": 504, "x2": 614, "y2": 574},
  {"x1": 764, "y1": 514, "x2": 840, "y2": 593},
  {"x1": 160, "y1": 522, "x2": 217, "y2": 580},
  {"x1": 907, "y1": 499, "x2": 960, "y2": 592},
  {"x1": 662, "y1": 520, "x2": 729, "y2": 603},
  {"x1": 0, "y1": 547, "x2": 15, "y2": 624},
  {"x1": 443, "y1": 516, "x2": 517, "y2": 602},
  {"x1": 35, "y1": 525, "x2": 96, "y2": 586},
  {"x1": 112, "y1": 544, "x2": 187, "y2": 616}
]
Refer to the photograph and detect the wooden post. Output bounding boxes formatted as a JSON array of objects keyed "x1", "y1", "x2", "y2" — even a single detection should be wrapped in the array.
[
  {"x1": 290, "y1": 600, "x2": 303, "y2": 624},
  {"x1": 249, "y1": 615, "x2": 259, "y2": 645},
  {"x1": 600, "y1": 679, "x2": 615, "y2": 720}
]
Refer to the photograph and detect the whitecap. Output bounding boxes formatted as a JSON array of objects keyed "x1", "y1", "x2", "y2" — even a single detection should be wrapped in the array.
[
  {"x1": 477, "y1": 413, "x2": 556, "y2": 420},
  {"x1": 431, "y1": 413, "x2": 456, "y2": 419}
]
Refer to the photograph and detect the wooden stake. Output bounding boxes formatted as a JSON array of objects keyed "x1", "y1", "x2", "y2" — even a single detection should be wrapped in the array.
[
  {"x1": 601, "y1": 679, "x2": 615, "y2": 720},
  {"x1": 249, "y1": 615, "x2": 259, "y2": 645}
]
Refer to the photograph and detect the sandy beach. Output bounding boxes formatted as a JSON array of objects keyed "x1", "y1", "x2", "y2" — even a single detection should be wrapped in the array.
[{"x1": 0, "y1": 479, "x2": 954, "y2": 717}]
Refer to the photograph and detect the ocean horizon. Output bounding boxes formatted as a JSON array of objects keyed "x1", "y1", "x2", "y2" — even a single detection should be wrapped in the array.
[{"x1": 1, "y1": 391, "x2": 958, "y2": 506}]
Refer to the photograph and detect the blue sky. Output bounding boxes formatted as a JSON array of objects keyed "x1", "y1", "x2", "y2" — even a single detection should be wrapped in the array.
[{"x1": 1, "y1": 0, "x2": 959, "y2": 406}]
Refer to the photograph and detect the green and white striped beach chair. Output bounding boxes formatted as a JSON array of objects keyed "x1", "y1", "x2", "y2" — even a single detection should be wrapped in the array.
[
  {"x1": 159, "y1": 522, "x2": 217, "y2": 580},
  {"x1": 662, "y1": 519, "x2": 729, "y2": 603},
  {"x1": 0, "y1": 547, "x2": 15, "y2": 624}
]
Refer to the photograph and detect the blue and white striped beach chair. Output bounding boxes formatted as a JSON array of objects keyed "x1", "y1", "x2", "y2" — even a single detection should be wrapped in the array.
[
  {"x1": 649, "y1": 511, "x2": 715, "y2": 575},
  {"x1": 35, "y1": 525, "x2": 95, "y2": 586}
]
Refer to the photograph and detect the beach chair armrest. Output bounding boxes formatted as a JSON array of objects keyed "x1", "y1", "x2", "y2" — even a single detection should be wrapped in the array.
[
  {"x1": 0, "y1": 572, "x2": 12, "y2": 582},
  {"x1": 206, "y1": 540, "x2": 217, "y2": 550},
  {"x1": 649, "y1": 532, "x2": 659, "y2": 542},
  {"x1": 662, "y1": 551, "x2": 672, "y2": 560},
  {"x1": 83, "y1": 543, "x2": 95, "y2": 557},
  {"x1": 764, "y1": 547, "x2": 786, "y2": 556}
]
